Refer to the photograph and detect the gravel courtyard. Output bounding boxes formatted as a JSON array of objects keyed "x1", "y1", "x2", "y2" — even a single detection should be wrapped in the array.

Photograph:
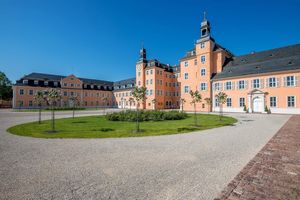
[{"x1": 0, "y1": 110, "x2": 290, "y2": 200}]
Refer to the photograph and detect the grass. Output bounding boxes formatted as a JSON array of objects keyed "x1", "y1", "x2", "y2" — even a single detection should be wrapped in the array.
[{"x1": 7, "y1": 114, "x2": 237, "y2": 138}]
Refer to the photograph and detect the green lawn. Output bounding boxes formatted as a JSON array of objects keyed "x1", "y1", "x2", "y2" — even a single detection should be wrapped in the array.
[{"x1": 7, "y1": 114, "x2": 237, "y2": 138}]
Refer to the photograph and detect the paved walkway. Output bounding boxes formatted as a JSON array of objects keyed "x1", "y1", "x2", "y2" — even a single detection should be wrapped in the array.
[
  {"x1": 0, "y1": 110, "x2": 290, "y2": 200},
  {"x1": 215, "y1": 115, "x2": 300, "y2": 200}
]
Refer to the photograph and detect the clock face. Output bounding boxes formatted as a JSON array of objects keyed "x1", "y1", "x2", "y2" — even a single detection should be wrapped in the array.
[{"x1": 137, "y1": 64, "x2": 142, "y2": 71}]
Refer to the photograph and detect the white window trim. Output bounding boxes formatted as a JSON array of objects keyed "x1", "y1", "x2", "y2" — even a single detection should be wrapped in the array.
[
  {"x1": 239, "y1": 97, "x2": 245, "y2": 107},
  {"x1": 200, "y1": 68, "x2": 206, "y2": 76},
  {"x1": 287, "y1": 95, "x2": 296, "y2": 108},
  {"x1": 269, "y1": 96, "x2": 277, "y2": 108}
]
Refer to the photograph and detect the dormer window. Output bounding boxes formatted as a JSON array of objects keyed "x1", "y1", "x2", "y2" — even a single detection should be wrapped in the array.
[
  {"x1": 91, "y1": 85, "x2": 94, "y2": 89},
  {"x1": 44, "y1": 81, "x2": 48, "y2": 86},
  {"x1": 64, "y1": 83, "x2": 67, "y2": 87},
  {"x1": 34, "y1": 80, "x2": 39, "y2": 85},
  {"x1": 97, "y1": 85, "x2": 100, "y2": 89},
  {"x1": 23, "y1": 80, "x2": 28, "y2": 84},
  {"x1": 54, "y1": 82, "x2": 58, "y2": 87}
]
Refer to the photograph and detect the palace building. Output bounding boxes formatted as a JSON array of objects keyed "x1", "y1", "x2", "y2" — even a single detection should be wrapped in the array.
[{"x1": 13, "y1": 16, "x2": 300, "y2": 114}]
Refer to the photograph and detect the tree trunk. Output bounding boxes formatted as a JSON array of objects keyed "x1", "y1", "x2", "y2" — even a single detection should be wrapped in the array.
[
  {"x1": 194, "y1": 103, "x2": 197, "y2": 126},
  {"x1": 72, "y1": 106, "x2": 75, "y2": 119},
  {"x1": 136, "y1": 105, "x2": 139, "y2": 132},
  {"x1": 51, "y1": 105, "x2": 55, "y2": 132},
  {"x1": 219, "y1": 104, "x2": 223, "y2": 121},
  {"x1": 38, "y1": 106, "x2": 41, "y2": 124}
]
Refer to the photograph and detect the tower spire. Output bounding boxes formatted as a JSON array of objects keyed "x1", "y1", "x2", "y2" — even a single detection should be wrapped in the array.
[{"x1": 203, "y1": 11, "x2": 206, "y2": 21}]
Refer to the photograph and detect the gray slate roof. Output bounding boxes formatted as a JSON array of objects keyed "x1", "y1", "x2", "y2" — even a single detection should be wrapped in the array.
[
  {"x1": 213, "y1": 44, "x2": 300, "y2": 80},
  {"x1": 21, "y1": 72, "x2": 113, "y2": 85}
]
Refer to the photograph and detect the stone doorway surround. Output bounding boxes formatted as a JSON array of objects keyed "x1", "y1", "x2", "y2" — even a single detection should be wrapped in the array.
[{"x1": 247, "y1": 89, "x2": 267, "y2": 113}]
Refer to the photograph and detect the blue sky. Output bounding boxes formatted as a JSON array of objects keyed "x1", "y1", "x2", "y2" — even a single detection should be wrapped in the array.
[{"x1": 0, "y1": 0, "x2": 299, "y2": 83}]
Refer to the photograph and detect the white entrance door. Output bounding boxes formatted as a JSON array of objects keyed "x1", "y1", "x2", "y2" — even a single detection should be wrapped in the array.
[{"x1": 253, "y1": 97, "x2": 263, "y2": 112}]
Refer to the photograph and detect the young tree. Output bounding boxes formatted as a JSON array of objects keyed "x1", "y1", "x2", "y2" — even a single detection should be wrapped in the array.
[
  {"x1": 189, "y1": 90, "x2": 202, "y2": 126},
  {"x1": 132, "y1": 86, "x2": 147, "y2": 132},
  {"x1": 0, "y1": 71, "x2": 13, "y2": 100},
  {"x1": 215, "y1": 92, "x2": 227, "y2": 121},
  {"x1": 204, "y1": 97, "x2": 212, "y2": 113},
  {"x1": 34, "y1": 91, "x2": 46, "y2": 124},
  {"x1": 128, "y1": 97, "x2": 134, "y2": 110},
  {"x1": 180, "y1": 98, "x2": 186, "y2": 112},
  {"x1": 69, "y1": 95, "x2": 79, "y2": 119},
  {"x1": 45, "y1": 89, "x2": 61, "y2": 132},
  {"x1": 102, "y1": 97, "x2": 109, "y2": 115},
  {"x1": 151, "y1": 98, "x2": 157, "y2": 110}
]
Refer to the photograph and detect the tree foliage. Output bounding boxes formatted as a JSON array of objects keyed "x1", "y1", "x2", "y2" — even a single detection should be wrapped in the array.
[{"x1": 0, "y1": 71, "x2": 13, "y2": 100}]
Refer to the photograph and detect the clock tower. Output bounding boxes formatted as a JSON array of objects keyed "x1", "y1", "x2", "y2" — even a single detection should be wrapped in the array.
[{"x1": 136, "y1": 47, "x2": 148, "y2": 109}]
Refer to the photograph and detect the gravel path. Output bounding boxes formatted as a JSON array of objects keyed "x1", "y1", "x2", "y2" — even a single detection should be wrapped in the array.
[{"x1": 0, "y1": 110, "x2": 290, "y2": 200}]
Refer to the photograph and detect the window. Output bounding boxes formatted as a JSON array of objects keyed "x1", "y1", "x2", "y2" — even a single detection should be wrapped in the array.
[
  {"x1": 64, "y1": 83, "x2": 67, "y2": 87},
  {"x1": 214, "y1": 83, "x2": 221, "y2": 91},
  {"x1": 201, "y1": 55, "x2": 206, "y2": 63},
  {"x1": 146, "y1": 70, "x2": 149, "y2": 75},
  {"x1": 184, "y1": 73, "x2": 189, "y2": 80},
  {"x1": 286, "y1": 76, "x2": 296, "y2": 86},
  {"x1": 200, "y1": 42, "x2": 205, "y2": 49},
  {"x1": 34, "y1": 80, "x2": 39, "y2": 85},
  {"x1": 184, "y1": 86, "x2": 190, "y2": 93},
  {"x1": 150, "y1": 90, "x2": 153, "y2": 95},
  {"x1": 64, "y1": 91, "x2": 68, "y2": 96},
  {"x1": 253, "y1": 79, "x2": 260, "y2": 88},
  {"x1": 194, "y1": 59, "x2": 198, "y2": 65},
  {"x1": 19, "y1": 89, "x2": 24, "y2": 95},
  {"x1": 146, "y1": 80, "x2": 149, "y2": 85},
  {"x1": 18, "y1": 101, "x2": 23, "y2": 107},
  {"x1": 160, "y1": 71, "x2": 162, "y2": 75},
  {"x1": 29, "y1": 90, "x2": 33, "y2": 95},
  {"x1": 287, "y1": 96, "x2": 295, "y2": 107},
  {"x1": 268, "y1": 77, "x2": 276, "y2": 87},
  {"x1": 23, "y1": 80, "x2": 28, "y2": 84},
  {"x1": 138, "y1": 72, "x2": 141, "y2": 77},
  {"x1": 225, "y1": 81, "x2": 232, "y2": 90},
  {"x1": 54, "y1": 82, "x2": 58, "y2": 87},
  {"x1": 150, "y1": 70, "x2": 153, "y2": 75},
  {"x1": 239, "y1": 97, "x2": 245, "y2": 107},
  {"x1": 29, "y1": 101, "x2": 33, "y2": 107},
  {"x1": 270, "y1": 97, "x2": 277, "y2": 107},
  {"x1": 201, "y1": 69, "x2": 206, "y2": 76},
  {"x1": 227, "y1": 98, "x2": 232, "y2": 107},
  {"x1": 215, "y1": 98, "x2": 219, "y2": 107},
  {"x1": 200, "y1": 83, "x2": 206, "y2": 91},
  {"x1": 71, "y1": 83, "x2": 74, "y2": 87},
  {"x1": 184, "y1": 61, "x2": 188, "y2": 67},
  {"x1": 238, "y1": 80, "x2": 245, "y2": 89},
  {"x1": 150, "y1": 79, "x2": 153, "y2": 84}
]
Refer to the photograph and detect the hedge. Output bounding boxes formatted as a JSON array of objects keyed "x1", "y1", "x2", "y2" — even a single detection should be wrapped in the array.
[{"x1": 106, "y1": 110, "x2": 188, "y2": 122}]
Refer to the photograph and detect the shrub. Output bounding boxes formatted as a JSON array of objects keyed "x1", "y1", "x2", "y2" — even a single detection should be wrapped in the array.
[{"x1": 106, "y1": 110, "x2": 188, "y2": 122}]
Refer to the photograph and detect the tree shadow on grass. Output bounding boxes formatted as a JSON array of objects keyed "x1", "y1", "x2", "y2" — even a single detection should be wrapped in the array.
[
  {"x1": 177, "y1": 127, "x2": 199, "y2": 132},
  {"x1": 92, "y1": 128, "x2": 114, "y2": 132}
]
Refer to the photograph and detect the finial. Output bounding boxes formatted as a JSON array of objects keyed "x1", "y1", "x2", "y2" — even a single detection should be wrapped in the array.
[
  {"x1": 203, "y1": 11, "x2": 206, "y2": 21},
  {"x1": 141, "y1": 41, "x2": 144, "y2": 49}
]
